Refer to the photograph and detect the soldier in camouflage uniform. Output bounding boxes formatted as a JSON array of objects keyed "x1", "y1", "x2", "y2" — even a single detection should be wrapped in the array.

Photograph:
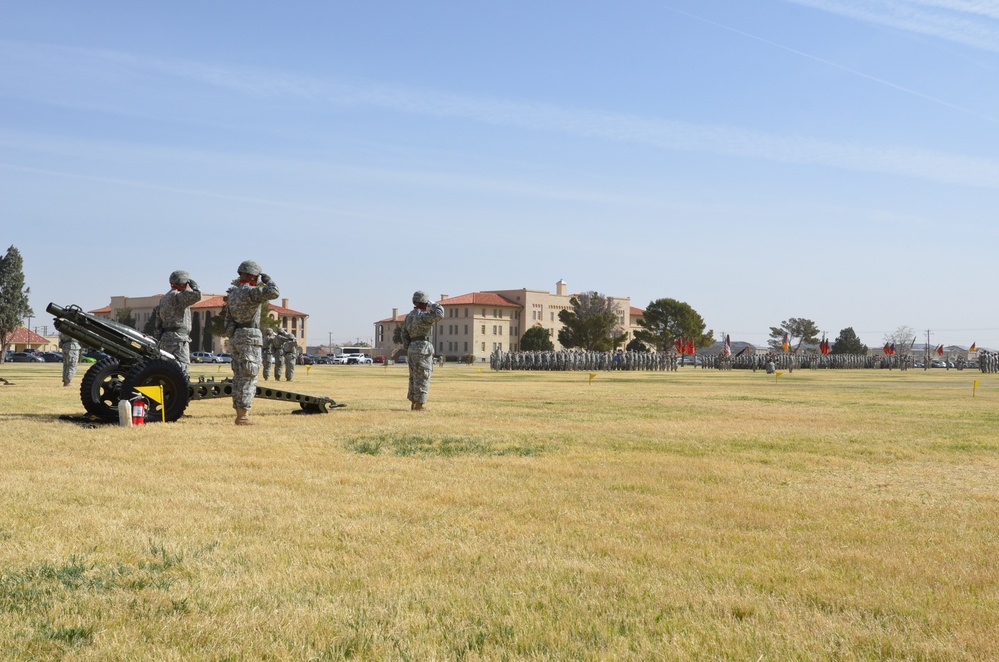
[
  {"x1": 154, "y1": 270, "x2": 202, "y2": 377},
  {"x1": 281, "y1": 329, "x2": 299, "y2": 381},
  {"x1": 401, "y1": 290, "x2": 444, "y2": 410},
  {"x1": 272, "y1": 328, "x2": 285, "y2": 381},
  {"x1": 261, "y1": 328, "x2": 275, "y2": 381},
  {"x1": 223, "y1": 260, "x2": 280, "y2": 425},
  {"x1": 58, "y1": 331, "x2": 81, "y2": 386}
]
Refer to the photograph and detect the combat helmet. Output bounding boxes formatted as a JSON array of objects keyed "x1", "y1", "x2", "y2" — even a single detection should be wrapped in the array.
[
  {"x1": 412, "y1": 290, "x2": 430, "y2": 305},
  {"x1": 237, "y1": 260, "x2": 262, "y2": 277},
  {"x1": 169, "y1": 270, "x2": 190, "y2": 286}
]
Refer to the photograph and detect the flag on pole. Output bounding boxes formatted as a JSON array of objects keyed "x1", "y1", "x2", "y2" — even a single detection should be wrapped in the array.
[
  {"x1": 889, "y1": 343, "x2": 896, "y2": 355},
  {"x1": 970, "y1": 342, "x2": 977, "y2": 352},
  {"x1": 674, "y1": 338, "x2": 683, "y2": 354},
  {"x1": 782, "y1": 332, "x2": 789, "y2": 352},
  {"x1": 134, "y1": 385, "x2": 165, "y2": 423},
  {"x1": 936, "y1": 344, "x2": 945, "y2": 356},
  {"x1": 588, "y1": 372, "x2": 596, "y2": 384},
  {"x1": 723, "y1": 334, "x2": 731, "y2": 357},
  {"x1": 974, "y1": 380, "x2": 980, "y2": 397},
  {"x1": 686, "y1": 339, "x2": 695, "y2": 355},
  {"x1": 735, "y1": 345, "x2": 748, "y2": 358},
  {"x1": 883, "y1": 342, "x2": 891, "y2": 355}
]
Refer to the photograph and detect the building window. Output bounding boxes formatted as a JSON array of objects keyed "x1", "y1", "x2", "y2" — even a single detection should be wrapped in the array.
[
  {"x1": 481, "y1": 325, "x2": 485, "y2": 334},
  {"x1": 492, "y1": 325, "x2": 497, "y2": 335},
  {"x1": 499, "y1": 326, "x2": 503, "y2": 336},
  {"x1": 481, "y1": 342, "x2": 485, "y2": 351},
  {"x1": 481, "y1": 308, "x2": 485, "y2": 317},
  {"x1": 464, "y1": 308, "x2": 468, "y2": 317},
  {"x1": 464, "y1": 324, "x2": 468, "y2": 334},
  {"x1": 464, "y1": 342, "x2": 468, "y2": 351},
  {"x1": 439, "y1": 341, "x2": 444, "y2": 352},
  {"x1": 550, "y1": 312, "x2": 554, "y2": 322}
]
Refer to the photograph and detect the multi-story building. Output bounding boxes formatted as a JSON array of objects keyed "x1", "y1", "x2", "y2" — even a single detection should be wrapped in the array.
[
  {"x1": 90, "y1": 295, "x2": 309, "y2": 354},
  {"x1": 373, "y1": 280, "x2": 644, "y2": 362}
]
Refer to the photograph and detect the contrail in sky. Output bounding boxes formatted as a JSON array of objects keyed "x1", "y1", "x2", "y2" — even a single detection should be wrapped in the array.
[{"x1": 665, "y1": 3, "x2": 999, "y2": 125}]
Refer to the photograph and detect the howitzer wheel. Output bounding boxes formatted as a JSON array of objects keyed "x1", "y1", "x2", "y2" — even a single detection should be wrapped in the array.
[
  {"x1": 79, "y1": 357, "x2": 128, "y2": 422},
  {"x1": 121, "y1": 359, "x2": 190, "y2": 423}
]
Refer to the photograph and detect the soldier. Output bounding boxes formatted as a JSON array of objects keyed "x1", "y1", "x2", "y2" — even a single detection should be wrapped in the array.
[
  {"x1": 401, "y1": 290, "x2": 444, "y2": 411},
  {"x1": 261, "y1": 328, "x2": 275, "y2": 381},
  {"x1": 155, "y1": 270, "x2": 202, "y2": 377},
  {"x1": 272, "y1": 328, "x2": 285, "y2": 381},
  {"x1": 281, "y1": 329, "x2": 299, "y2": 381},
  {"x1": 223, "y1": 260, "x2": 280, "y2": 425},
  {"x1": 58, "y1": 331, "x2": 81, "y2": 386}
]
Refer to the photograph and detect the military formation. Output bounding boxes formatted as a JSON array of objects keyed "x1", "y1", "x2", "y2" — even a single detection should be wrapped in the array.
[
  {"x1": 978, "y1": 351, "x2": 999, "y2": 373},
  {"x1": 698, "y1": 352, "x2": 915, "y2": 371},
  {"x1": 490, "y1": 349, "x2": 683, "y2": 372}
]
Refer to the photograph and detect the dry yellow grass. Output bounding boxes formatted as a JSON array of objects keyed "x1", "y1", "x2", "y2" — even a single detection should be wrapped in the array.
[{"x1": 1, "y1": 361, "x2": 998, "y2": 659}]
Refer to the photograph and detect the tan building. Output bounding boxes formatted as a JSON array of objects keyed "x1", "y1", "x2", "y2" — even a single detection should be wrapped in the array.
[
  {"x1": 90, "y1": 295, "x2": 309, "y2": 354},
  {"x1": 373, "y1": 280, "x2": 643, "y2": 362}
]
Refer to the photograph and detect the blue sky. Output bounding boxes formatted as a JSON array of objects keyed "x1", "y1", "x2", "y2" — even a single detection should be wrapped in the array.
[{"x1": 3, "y1": 0, "x2": 998, "y2": 350}]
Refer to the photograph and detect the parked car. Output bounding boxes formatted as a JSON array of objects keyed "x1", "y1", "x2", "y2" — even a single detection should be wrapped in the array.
[
  {"x1": 373, "y1": 356, "x2": 387, "y2": 364},
  {"x1": 191, "y1": 352, "x2": 218, "y2": 363},
  {"x1": 81, "y1": 349, "x2": 110, "y2": 363},
  {"x1": 215, "y1": 353, "x2": 233, "y2": 363},
  {"x1": 347, "y1": 354, "x2": 373, "y2": 365},
  {"x1": 394, "y1": 355, "x2": 407, "y2": 364},
  {"x1": 10, "y1": 351, "x2": 44, "y2": 363},
  {"x1": 40, "y1": 351, "x2": 64, "y2": 362},
  {"x1": 930, "y1": 360, "x2": 947, "y2": 368}
]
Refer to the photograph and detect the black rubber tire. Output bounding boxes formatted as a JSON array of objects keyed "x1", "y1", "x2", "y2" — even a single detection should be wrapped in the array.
[
  {"x1": 121, "y1": 358, "x2": 190, "y2": 423},
  {"x1": 79, "y1": 357, "x2": 128, "y2": 422}
]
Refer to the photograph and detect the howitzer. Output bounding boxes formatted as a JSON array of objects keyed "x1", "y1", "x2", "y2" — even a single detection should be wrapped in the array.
[{"x1": 48, "y1": 302, "x2": 344, "y2": 422}]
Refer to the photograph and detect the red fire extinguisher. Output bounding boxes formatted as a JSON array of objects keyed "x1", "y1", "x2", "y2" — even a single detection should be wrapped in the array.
[{"x1": 131, "y1": 395, "x2": 147, "y2": 426}]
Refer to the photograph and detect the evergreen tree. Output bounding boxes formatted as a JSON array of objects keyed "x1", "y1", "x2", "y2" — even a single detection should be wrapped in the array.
[
  {"x1": 0, "y1": 246, "x2": 33, "y2": 361},
  {"x1": 633, "y1": 298, "x2": 713, "y2": 352},
  {"x1": 831, "y1": 327, "x2": 868, "y2": 355},
  {"x1": 768, "y1": 318, "x2": 820, "y2": 353},
  {"x1": 520, "y1": 325, "x2": 554, "y2": 351},
  {"x1": 557, "y1": 291, "x2": 627, "y2": 351}
]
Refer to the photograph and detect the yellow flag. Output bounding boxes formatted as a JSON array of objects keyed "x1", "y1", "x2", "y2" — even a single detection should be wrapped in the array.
[
  {"x1": 589, "y1": 373, "x2": 596, "y2": 384},
  {"x1": 135, "y1": 385, "x2": 166, "y2": 423},
  {"x1": 477, "y1": 368, "x2": 482, "y2": 373},
  {"x1": 775, "y1": 371, "x2": 783, "y2": 381},
  {"x1": 306, "y1": 364, "x2": 311, "y2": 374},
  {"x1": 135, "y1": 385, "x2": 164, "y2": 404},
  {"x1": 974, "y1": 380, "x2": 980, "y2": 397}
]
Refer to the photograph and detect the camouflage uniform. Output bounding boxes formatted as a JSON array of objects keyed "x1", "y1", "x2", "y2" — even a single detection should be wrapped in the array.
[
  {"x1": 224, "y1": 263, "x2": 280, "y2": 420},
  {"x1": 155, "y1": 271, "x2": 202, "y2": 376},
  {"x1": 401, "y1": 291, "x2": 444, "y2": 408},
  {"x1": 272, "y1": 332, "x2": 284, "y2": 381},
  {"x1": 58, "y1": 331, "x2": 81, "y2": 386},
  {"x1": 261, "y1": 329, "x2": 275, "y2": 380},
  {"x1": 281, "y1": 331, "x2": 298, "y2": 381}
]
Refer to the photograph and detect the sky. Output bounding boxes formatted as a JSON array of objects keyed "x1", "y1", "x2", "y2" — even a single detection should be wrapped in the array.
[{"x1": 2, "y1": 0, "x2": 998, "y2": 350}]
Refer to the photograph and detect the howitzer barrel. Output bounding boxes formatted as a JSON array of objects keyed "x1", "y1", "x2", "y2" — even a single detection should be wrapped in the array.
[{"x1": 47, "y1": 302, "x2": 176, "y2": 365}]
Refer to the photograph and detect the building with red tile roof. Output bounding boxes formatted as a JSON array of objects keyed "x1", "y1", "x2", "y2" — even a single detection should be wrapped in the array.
[
  {"x1": 2, "y1": 326, "x2": 51, "y2": 353},
  {"x1": 374, "y1": 279, "x2": 643, "y2": 362}
]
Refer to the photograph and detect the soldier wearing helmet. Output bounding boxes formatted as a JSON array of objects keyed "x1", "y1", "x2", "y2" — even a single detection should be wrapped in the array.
[
  {"x1": 154, "y1": 269, "x2": 202, "y2": 376},
  {"x1": 261, "y1": 328, "x2": 275, "y2": 381},
  {"x1": 400, "y1": 290, "x2": 444, "y2": 410},
  {"x1": 224, "y1": 260, "x2": 280, "y2": 425}
]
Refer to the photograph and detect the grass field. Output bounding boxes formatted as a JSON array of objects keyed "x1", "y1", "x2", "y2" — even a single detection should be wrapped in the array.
[{"x1": 1, "y1": 361, "x2": 997, "y2": 660}]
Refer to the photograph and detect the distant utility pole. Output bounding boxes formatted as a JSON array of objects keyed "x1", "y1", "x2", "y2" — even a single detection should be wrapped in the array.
[{"x1": 925, "y1": 329, "x2": 931, "y2": 371}]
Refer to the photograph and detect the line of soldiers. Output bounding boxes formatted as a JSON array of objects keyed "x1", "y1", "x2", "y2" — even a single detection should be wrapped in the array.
[
  {"x1": 262, "y1": 327, "x2": 301, "y2": 382},
  {"x1": 700, "y1": 352, "x2": 915, "y2": 371},
  {"x1": 978, "y1": 351, "x2": 999, "y2": 373},
  {"x1": 490, "y1": 349, "x2": 683, "y2": 372}
]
